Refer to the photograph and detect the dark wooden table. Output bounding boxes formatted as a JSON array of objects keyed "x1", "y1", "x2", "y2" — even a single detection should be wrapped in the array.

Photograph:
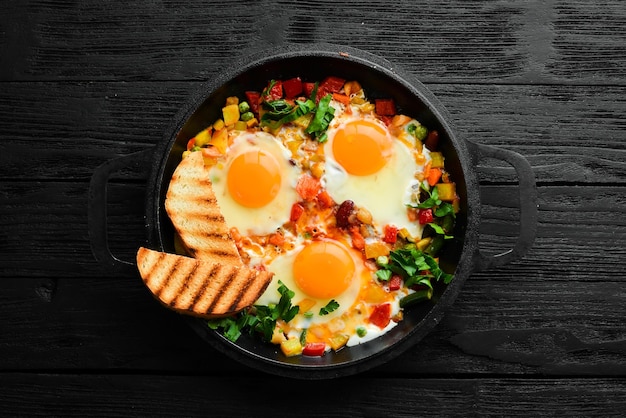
[{"x1": 2, "y1": 1, "x2": 626, "y2": 416}]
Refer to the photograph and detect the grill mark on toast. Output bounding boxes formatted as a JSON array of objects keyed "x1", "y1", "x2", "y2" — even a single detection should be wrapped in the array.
[
  {"x1": 190, "y1": 263, "x2": 219, "y2": 312},
  {"x1": 144, "y1": 251, "x2": 166, "y2": 291},
  {"x1": 227, "y1": 270, "x2": 256, "y2": 312},
  {"x1": 170, "y1": 262, "x2": 198, "y2": 308},
  {"x1": 205, "y1": 266, "x2": 238, "y2": 314},
  {"x1": 154, "y1": 257, "x2": 181, "y2": 298}
]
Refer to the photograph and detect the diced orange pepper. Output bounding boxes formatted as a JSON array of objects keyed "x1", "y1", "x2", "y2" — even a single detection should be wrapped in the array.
[
  {"x1": 316, "y1": 190, "x2": 334, "y2": 208},
  {"x1": 427, "y1": 167, "x2": 443, "y2": 186},
  {"x1": 349, "y1": 225, "x2": 365, "y2": 251},
  {"x1": 332, "y1": 93, "x2": 350, "y2": 105}
]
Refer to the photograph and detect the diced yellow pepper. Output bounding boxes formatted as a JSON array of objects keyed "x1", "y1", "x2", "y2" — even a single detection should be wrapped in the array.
[
  {"x1": 293, "y1": 113, "x2": 313, "y2": 128},
  {"x1": 213, "y1": 119, "x2": 225, "y2": 131},
  {"x1": 436, "y1": 182, "x2": 457, "y2": 201},
  {"x1": 194, "y1": 128, "x2": 212, "y2": 147},
  {"x1": 297, "y1": 298, "x2": 316, "y2": 314},
  {"x1": 246, "y1": 117, "x2": 258, "y2": 128},
  {"x1": 363, "y1": 283, "x2": 390, "y2": 304},
  {"x1": 210, "y1": 128, "x2": 228, "y2": 154},
  {"x1": 225, "y1": 96, "x2": 239, "y2": 106},
  {"x1": 270, "y1": 326, "x2": 287, "y2": 345},
  {"x1": 234, "y1": 120, "x2": 247, "y2": 131},
  {"x1": 398, "y1": 228, "x2": 415, "y2": 242},
  {"x1": 430, "y1": 152, "x2": 445, "y2": 169},
  {"x1": 416, "y1": 237, "x2": 432, "y2": 251},
  {"x1": 222, "y1": 104, "x2": 240, "y2": 127},
  {"x1": 280, "y1": 337, "x2": 303, "y2": 357},
  {"x1": 365, "y1": 241, "x2": 390, "y2": 259},
  {"x1": 329, "y1": 334, "x2": 350, "y2": 351}
]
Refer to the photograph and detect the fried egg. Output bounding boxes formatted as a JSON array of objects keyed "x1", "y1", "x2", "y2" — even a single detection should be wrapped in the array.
[
  {"x1": 209, "y1": 131, "x2": 300, "y2": 236},
  {"x1": 255, "y1": 238, "x2": 370, "y2": 329},
  {"x1": 323, "y1": 111, "x2": 427, "y2": 238}
]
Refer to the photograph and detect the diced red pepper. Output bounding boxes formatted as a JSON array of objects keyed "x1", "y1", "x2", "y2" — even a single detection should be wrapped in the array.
[
  {"x1": 379, "y1": 115, "x2": 393, "y2": 126},
  {"x1": 418, "y1": 208, "x2": 434, "y2": 225},
  {"x1": 282, "y1": 77, "x2": 303, "y2": 99},
  {"x1": 383, "y1": 224, "x2": 398, "y2": 244},
  {"x1": 319, "y1": 76, "x2": 345, "y2": 94},
  {"x1": 290, "y1": 202, "x2": 305, "y2": 222},
  {"x1": 302, "y1": 342, "x2": 326, "y2": 357},
  {"x1": 389, "y1": 275, "x2": 402, "y2": 291},
  {"x1": 369, "y1": 303, "x2": 392, "y2": 328},
  {"x1": 245, "y1": 91, "x2": 261, "y2": 115},
  {"x1": 375, "y1": 98, "x2": 396, "y2": 116},
  {"x1": 303, "y1": 82, "x2": 316, "y2": 98},
  {"x1": 186, "y1": 138, "x2": 196, "y2": 151},
  {"x1": 296, "y1": 174, "x2": 321, "y2": 201},
  {"x1": 264, "y1": 80, "x2": 283, "y2": 101},
  {"x1": 316, "y1": 190, "x2": 334, "y2": 209}
]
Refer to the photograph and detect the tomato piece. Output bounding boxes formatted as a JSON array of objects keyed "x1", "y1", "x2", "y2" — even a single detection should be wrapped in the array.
[
  {"x1": 316, "y1": 190, "x2": 334, "y2": 208},
  {"x1": 282, "y1": 77, "x2": 303, "y2": 99},
  {"x1": 290, "y1": 202, "x2": 305, "y2": 222},
  {"x1": 375, "y1": 99, "x2": 396, "y2": 116},
  {"x1": 418, "y1": 208, "x2": 434, "y2": 225},
  {"x1": 264, "y1": 80, "x2": 283, "y2": 101},
  {"x1": 383, "y1": 224, "x2": 398, "y2": 244},
  {"x1": 296, "y1": 174, "x2": 321, "y2": 201},
  {"x1": 349, "y1": 225, "x2": 365, "y2": 251},
  {"x1": 302, "y1": 342, "x2": 326, "y2": 357},
  {"x1": 319, "y1": 76, "x2": 345, "y2": 94},
  {"x1": 303, "y1": 82, "x2": 316, "y2": 98},
  {"x1": 245, "y1": 91, "x2": 261, "y2": 115},
  {"x1": 389, "y1": 275, "x2": 402, "y2": 291},
  {"x1": 369, "y1": 303, "x2": 392, "y2": 328},
  {"x1": 186, "y1": 138, "x2": 196, "y2": 151}
]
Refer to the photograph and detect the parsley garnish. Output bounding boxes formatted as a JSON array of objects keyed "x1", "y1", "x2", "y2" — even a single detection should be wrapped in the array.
[
  {"x1": 207, "y1": 280, "x2": 299, "y2": 343},
  {"x1": 377, "y1": 244, "x2": 454, "y2": 289},
  {"x1": 319, "y1": 299, "x2": 340, "y2": 316},
  {"x1": 305, "y1": 94, "x2": 335, "y2": 142}
]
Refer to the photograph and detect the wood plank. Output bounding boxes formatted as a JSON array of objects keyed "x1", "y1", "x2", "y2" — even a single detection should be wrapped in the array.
[
  {"x1": 1, "y1": 374, "x2": 625, "y2": 416},
  {"x1": 2, "y1": 180, "x2": 624, "y2": 279},
  {"x1": 1, "y1": 82, "x2": 625, "y2": 183},
  {"x1": 2, "y1": 255, "x2": 625, "y2": 375},
  {"x1": 2, "y1": 1, "x2": 625, "y2": 85}
]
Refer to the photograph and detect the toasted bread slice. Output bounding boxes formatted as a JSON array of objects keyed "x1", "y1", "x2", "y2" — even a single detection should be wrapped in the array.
[
  {"x1": 165, "y1": 151, "x2": 241, "y2": 264},
  {"x1": 136, "y1": 247, "x2": 273, "y2": 318}
]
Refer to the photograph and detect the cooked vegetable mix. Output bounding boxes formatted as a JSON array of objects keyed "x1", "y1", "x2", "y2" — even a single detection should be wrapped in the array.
[{"x1": 179, "y1": 76, "x2": 459, "y2": 357}]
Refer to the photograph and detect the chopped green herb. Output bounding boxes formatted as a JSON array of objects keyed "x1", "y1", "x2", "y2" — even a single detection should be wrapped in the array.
[
  {"x1": 319, "y1": 299, "x2": 340, "y2": 316},
  {"x1": 306, "y1": 94, "x2": 335, "y2": 141},
  {"x1": 375, "y1": 244, "x2": 453, "y2": 289},
  {"x1": 208, "y1": 280, "x2": 300, "y2": 343}
]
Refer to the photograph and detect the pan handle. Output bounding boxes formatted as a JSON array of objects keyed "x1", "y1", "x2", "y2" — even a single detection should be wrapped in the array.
[
  {"x1": 88, "y1": 149, "x2": 154, "y2": 275},
  {"x1": 468, "y1": 142, "x2": 538, "y2": 272}
]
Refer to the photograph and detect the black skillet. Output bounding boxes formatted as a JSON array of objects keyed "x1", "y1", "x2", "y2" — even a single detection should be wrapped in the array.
[{"x1": 89, "y1": 43, "x2": 537, "y2": 379}]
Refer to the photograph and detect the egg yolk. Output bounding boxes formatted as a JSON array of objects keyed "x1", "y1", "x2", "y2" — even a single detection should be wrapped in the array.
[
  {"x1": 227, "y1": 149, "x2": 281, "y2": 208},
  {"x1": 332, "y1": 119, "x2": 393, "y2": 176},
  {"x1": 293, "y1": 240, "x2": 355, "y2": 299}
]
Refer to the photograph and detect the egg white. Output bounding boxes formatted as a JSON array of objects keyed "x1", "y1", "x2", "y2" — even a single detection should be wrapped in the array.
[
  {"x1": 209, "y1": 131, "x2": 300, "y2": 236},
  {"x1": 323, "y1": 113, "x2": 427, "y2": 238},
  {"x1": 254, "y1": 238, "x2": 370, "y2": 328}
]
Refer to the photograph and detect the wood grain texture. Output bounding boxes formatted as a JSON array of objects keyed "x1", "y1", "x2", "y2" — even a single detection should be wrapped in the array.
[
  {"x1": 1, "y1": 82, "x2": 625, "y2": 182},
  {"x1": 1, "y1": 0, "x2": 625, "y2": 84},
  {"x1": 2, "y1": 374, "x2": 626, "y2": 417},
  {"x1": 2, "y1": 0, "x2": 626, "y2": 414}
]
